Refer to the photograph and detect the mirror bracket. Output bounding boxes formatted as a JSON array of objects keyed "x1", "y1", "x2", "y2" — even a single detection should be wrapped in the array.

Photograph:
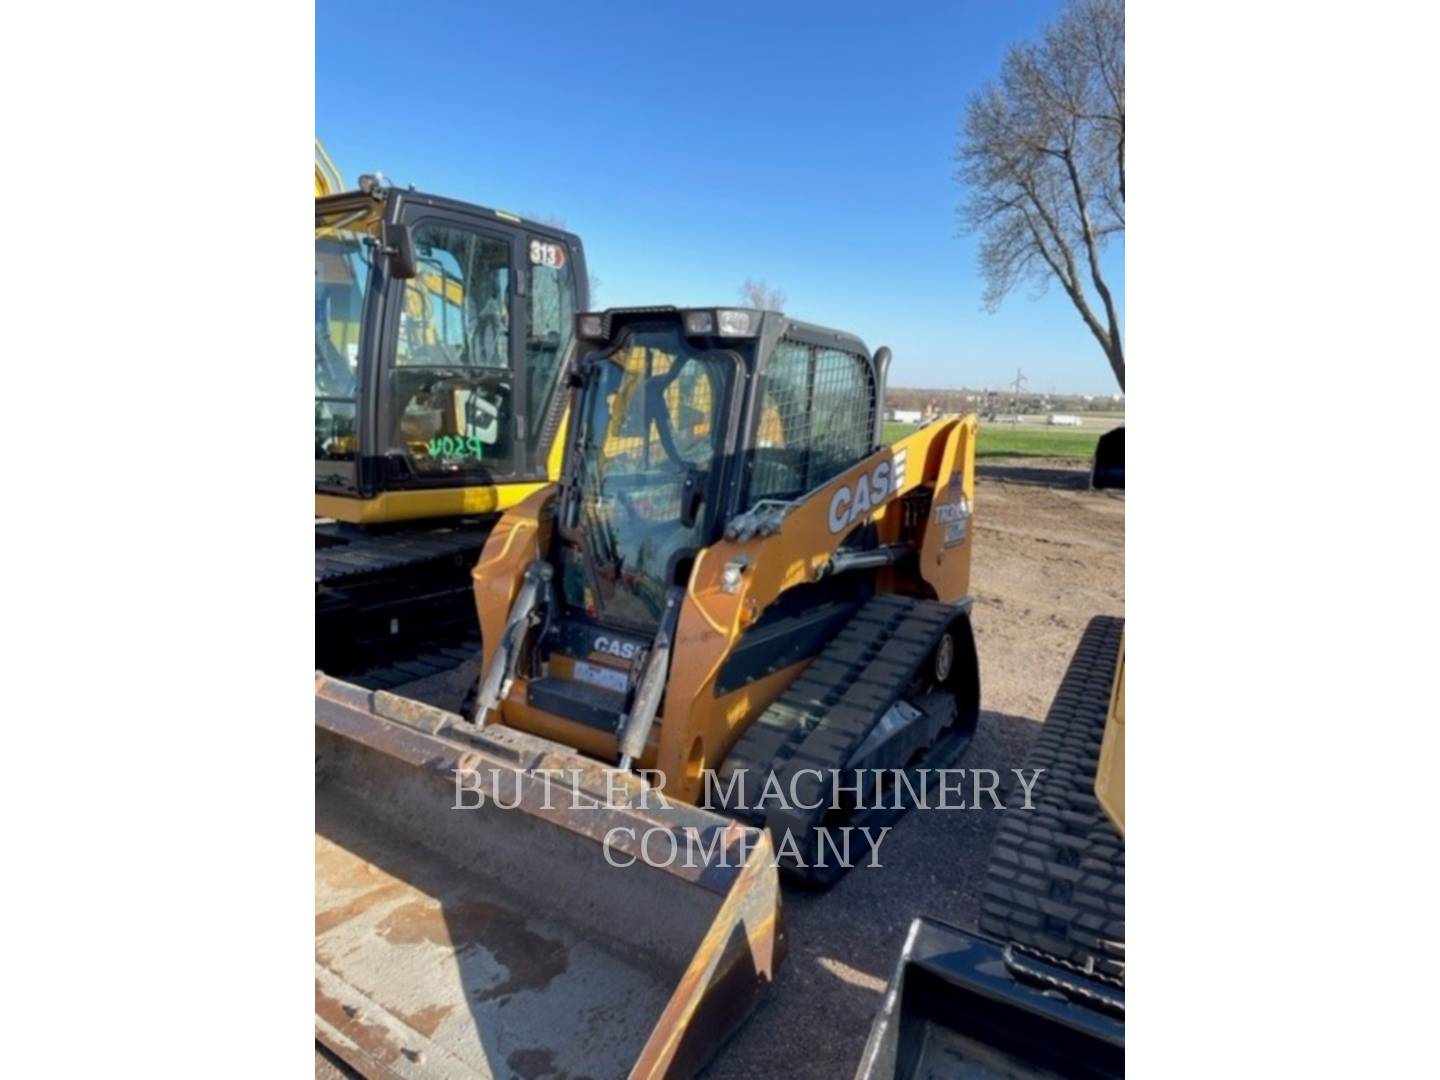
[{"x1": 380, "y1": 221, "x2": 417, "y2": 279}]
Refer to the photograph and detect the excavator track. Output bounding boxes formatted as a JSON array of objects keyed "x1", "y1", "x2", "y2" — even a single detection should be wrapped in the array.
[
  {"x1": 979, "y1": 614, "x2": 1125, "y2": 984},
  {"x1": 718, "y1": 594, "x2": 977, "y2": 886},
  {"x1": 342, "y1": 629, "x2": 481, "y2": 691},
  {"x1": 316, "y1": 521, "x2": 493, "y2": 678}
]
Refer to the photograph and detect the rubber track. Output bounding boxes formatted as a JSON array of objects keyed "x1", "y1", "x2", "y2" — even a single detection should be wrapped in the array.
[
  {"x1": 718, "y1": 594, "x2": 960, "y2": 883},
  {"x1": 979, "y1": 614, "x2": 1125, "y2": 984}
]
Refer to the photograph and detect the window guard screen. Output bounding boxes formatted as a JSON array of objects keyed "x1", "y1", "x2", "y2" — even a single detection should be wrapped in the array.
[{"x1": 746, "y1": 340, "x2": 874, "y2": 509}]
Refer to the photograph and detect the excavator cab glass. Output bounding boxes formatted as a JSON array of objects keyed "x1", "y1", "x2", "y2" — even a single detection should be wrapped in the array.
[
  {"x1": 560, "y1": 322, "x2": 740, "y2": 630},
  {"x1": 315, "y1": 201, "x2": 381, "y2": 472}
]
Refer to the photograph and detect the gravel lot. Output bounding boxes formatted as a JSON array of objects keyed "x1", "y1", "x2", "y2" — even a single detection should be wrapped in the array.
[{"x1": 318, "y1": 460, "x2": 1124, "y2": 1079}]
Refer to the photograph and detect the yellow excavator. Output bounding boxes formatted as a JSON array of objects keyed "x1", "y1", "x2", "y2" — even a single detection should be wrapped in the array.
[
  {"x1": 856, "y1": 618, "x2": 1125, "y2": 1078},
  {"x1": 315, "y1": 142, "x2": 588, "y2": 678},
  {"x1": 316, "y1": 304, "x2": 984, "y2": 1075}
]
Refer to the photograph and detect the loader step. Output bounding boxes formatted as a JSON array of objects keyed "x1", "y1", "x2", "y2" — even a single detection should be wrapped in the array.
[
  {"x1": 979, "y1": 615, "x2": 1125, "y2": 984},
  {"x1": 527, "y1": 674, "x2": 625, "y2": 732},
  {"x1": 717, "y1": 594, "x2": 978, "y2": 886}
]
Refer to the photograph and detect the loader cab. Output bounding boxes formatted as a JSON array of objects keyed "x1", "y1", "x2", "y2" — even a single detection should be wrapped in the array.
[
  {"x1": 551, "y1": 306, "x2": 882, "y2": 638},
  {"x1": 315, "y1": 185, "x2": 588, "y2": 522}
]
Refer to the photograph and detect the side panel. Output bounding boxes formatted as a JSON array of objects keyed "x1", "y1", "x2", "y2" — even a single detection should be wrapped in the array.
[{"x1": 656, "y1": 420, "x2": 965, "y2": 802}]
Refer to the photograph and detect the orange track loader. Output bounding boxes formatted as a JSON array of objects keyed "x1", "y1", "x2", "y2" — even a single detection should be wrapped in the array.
[{"x1": 315, "y1": 304, "x2": 984, "y2": 1075}]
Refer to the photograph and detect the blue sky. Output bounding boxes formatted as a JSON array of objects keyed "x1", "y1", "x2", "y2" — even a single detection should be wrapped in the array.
[{"x1": 318, "y1": 0, "x2": 1124, "y2": 395}]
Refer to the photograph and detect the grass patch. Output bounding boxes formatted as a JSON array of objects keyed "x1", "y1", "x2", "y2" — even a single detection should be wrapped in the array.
[{"x1": 884, "y1": 420, "x2": 1103, "y2": 460}]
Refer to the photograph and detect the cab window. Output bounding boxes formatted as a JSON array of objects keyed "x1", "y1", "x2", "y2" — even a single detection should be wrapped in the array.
[
  {"x1": 315, "y1": 204, "x2": 379, "y2": 467},
  {"x1": 526, "y1": 243, "x2": 577, "y2": 455},
  {"x1": 389, "y1": 224, "x2": 517, "y2": 476},
  {"x1": 396, "y1": 226, "x2": 510, "y2": 368},
  {"x1": 746, "y1": 341, "x2": 874, "y2": 507}
]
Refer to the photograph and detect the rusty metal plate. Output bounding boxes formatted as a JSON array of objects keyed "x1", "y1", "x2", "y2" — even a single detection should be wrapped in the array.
[{"x1": 315, "y1": 675, "x2": 783, "y2": 1079}]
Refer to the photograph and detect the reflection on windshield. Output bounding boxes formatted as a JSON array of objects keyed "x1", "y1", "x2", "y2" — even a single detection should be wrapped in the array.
[{"x1": 563, "y1": 328, "x2": 733, "y2": 629}]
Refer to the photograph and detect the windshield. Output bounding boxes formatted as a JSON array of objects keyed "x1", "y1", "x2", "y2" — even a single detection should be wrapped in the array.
[
  {"x1": 315, "y1": 203, "x2": 380, "y2": 466},
  {"x1": 561, "y1": 326, "x2": 737, "y2": 629}
]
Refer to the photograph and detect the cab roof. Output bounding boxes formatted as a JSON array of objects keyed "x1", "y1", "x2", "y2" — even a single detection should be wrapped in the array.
[
  {"x1": 585, "y1": 306, "x2": 871, "y2": 359},
  {"x1": 314, "y1": 187, "x2": 583, "y2": 248}
]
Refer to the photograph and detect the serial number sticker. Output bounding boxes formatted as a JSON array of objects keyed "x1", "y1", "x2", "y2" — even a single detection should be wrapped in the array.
[
  {"x1": 934, "y1": 501, "x2": 969, "y2": 548},
  {"x1": 573, "y1": 660, "x2": 628, "y2": 695},
  {"x1": 529, "y1": 239, "x2": 566, "y2": 269}
]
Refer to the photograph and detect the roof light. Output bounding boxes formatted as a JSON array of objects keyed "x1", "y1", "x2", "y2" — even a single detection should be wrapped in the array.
[
  {"x1": 683, "y1": 310, "x2": 715, "y2": 335},
  {"x1": 357, "y1": 173, "x2": 388, "y2": 197},
  {"x1": 577, "y1": 313, "x2": 605, "y2": 340},
  {"x1": 716, "y1": 309, "x2": 758, "y2": 336}
]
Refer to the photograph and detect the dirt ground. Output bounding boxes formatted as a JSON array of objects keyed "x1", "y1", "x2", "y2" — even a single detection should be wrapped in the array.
[{"x1": 316, "y1": 460, "x2": 1123, "y2": 1079}]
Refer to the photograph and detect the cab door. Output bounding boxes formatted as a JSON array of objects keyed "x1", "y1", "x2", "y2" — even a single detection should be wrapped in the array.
[{"x1": 376, "y1": 205, "x2": 532, "y2": 487}]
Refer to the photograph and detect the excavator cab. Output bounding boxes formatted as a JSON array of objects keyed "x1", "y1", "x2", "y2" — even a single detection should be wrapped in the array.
[
  {"x1": 315, "y1": 186, "x2": 587, "y2": 518},
  {"x1": 315, "y1": 185, "x2": 588, "y2": 674}
]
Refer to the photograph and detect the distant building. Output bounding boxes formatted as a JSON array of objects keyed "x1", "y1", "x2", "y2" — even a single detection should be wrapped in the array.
[
  {"x1": 1048, "y1": 414, "x2": 1084, "y2": 427},
  {"x1": 890, "y1": 408, "x2": 923, "y2": 424}
]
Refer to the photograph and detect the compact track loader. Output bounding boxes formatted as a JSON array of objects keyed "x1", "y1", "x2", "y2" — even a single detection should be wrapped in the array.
[
  {"x1": 467, "y1": 306, "x2": 983, "y2": 883},
  {"x1": 316, "y1": 178, "x2": 587, "y2": 678},
  {"x1": 855, "y1": 617, "x2": 1125, "y2": 1079},
  {"x1": 314, "y1": 305, "x2": 983, "y2": 1077}
]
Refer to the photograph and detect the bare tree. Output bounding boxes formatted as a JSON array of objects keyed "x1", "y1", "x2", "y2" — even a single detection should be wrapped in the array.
[
  {"x1": 738, "y1": 278, "x2": 787, "y2": 311},
  {"x1": 958, "y1": 0, "x2": 1125, "y2": 389}
]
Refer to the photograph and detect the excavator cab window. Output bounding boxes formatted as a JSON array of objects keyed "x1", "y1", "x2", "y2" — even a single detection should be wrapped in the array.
[
  {"x1": 390, "y1": 224, "x2": 517, "y2": 475},
  {"x1": 525, "y1": 251, "x2": 576, "y2": 460},
  {"x1": 315, "y1": 202, "x2": 381, "y2": 473},
  {"x1": 560, "y1": 325, "x2": 739, "y2": 630}
]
